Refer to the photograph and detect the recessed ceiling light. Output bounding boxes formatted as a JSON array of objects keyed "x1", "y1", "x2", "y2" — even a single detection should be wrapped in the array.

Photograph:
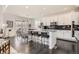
[
  {"x1": 43, "y1": 8, "x2": 46, "y2": 10},
  {"x1": 64, "y1": 8, "x2": 68, "y2": 10},
  {"x1": 25, "y1": 6, "x2": 29, "y2": 9},
  {"x1": 5, "y1": 5, "x2": 8, "y2": 8}
]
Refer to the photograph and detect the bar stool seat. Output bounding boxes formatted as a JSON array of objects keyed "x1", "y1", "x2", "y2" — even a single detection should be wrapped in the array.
[
  {"x1": 33, "y1": 31, "x2": 38, "y2": 42},
  {"x1": 32, "y1": 31, "x2": 38, "y2": 48}
]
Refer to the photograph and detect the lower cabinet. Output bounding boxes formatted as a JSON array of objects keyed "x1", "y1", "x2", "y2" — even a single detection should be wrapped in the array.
[{"x1": 56, "y1": 38, "x2": 78, "y2": 54}]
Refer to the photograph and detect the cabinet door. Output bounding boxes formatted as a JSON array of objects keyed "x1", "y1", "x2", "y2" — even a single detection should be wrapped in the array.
[
  {"x1": 75, "y1": 31, "x2": 79, "y2": 40},
  {"x1": 63, "y1": 30, "x2": 72, "y2": 39},
  {"x1": 57, "y1": 30, "x2": 64, "y2": 38},
  {"x1": 63, "y1": 15, "x2": 72, "y2": 25},
  {"x1": 57, "y1": 16, "x2": 64, "y2": 25}
]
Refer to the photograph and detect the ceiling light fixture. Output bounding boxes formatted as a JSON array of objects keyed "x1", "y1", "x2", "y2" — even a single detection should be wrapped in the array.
[
  {"x1": 25, "y1": 6, "x2": 29, "y2": 9},
  {"x1": 43, "y1": 8, "x2": 46, "y2": 10},
  {"x1": 64, "y1": 8, "x2": 68, "y2": 10}
]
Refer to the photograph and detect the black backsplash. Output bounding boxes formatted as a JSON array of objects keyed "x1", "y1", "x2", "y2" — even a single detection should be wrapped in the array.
[
  {"x1": 56, "y1": 25, "x2": 71, "y2": 30},
  {"x1": 74, "y1": 25, "x2": 79, "y2": 30},
  {"x1": 56, "y1": 25, "x2": 79, "y2": 31},
  {"x1": 43, "y1": 25, "x2": 79, "y2": 31}
]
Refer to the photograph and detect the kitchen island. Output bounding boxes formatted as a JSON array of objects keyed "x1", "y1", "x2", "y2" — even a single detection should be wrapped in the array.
[{"x1": 28, "y1": 29, "x2": 57, "y2": 53}]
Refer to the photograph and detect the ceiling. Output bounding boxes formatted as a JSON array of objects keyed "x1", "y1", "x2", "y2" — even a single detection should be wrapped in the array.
[{"x1": 0, "y1": 5, "x2": 77, "y2": 18}]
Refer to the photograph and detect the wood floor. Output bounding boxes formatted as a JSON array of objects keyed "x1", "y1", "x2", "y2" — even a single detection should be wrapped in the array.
[{"x1": 9, "y1": 37, "x2": 77, "y2": 54}]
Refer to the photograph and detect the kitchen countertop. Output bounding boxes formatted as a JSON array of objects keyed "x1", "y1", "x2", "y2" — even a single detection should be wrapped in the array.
[
  {"x1": 29, "y1": 29, "x2": 56, "y2": 33},
  {"x1": 57, "y1": 37, "x2": 77, "y2": 43}
]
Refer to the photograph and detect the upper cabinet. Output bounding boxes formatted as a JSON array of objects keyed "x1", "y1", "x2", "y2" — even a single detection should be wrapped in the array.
[
  {"x1": 57, "y1": 12, "x2": 73, "y2": 25},
  {"x1": 72, "y1": 12, "x2": 79, "y2": 25},
  {"x1": 41, "y1": 11, "x2": 79, "y2": 25}
]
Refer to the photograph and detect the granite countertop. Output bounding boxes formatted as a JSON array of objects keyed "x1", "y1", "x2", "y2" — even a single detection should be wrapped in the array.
[
  {"x1": 57, "y1": 37, "x2": 77, "y2": 43},
  {"x1": 28, "y1": 29, "x2": 56, "y2": 32}
]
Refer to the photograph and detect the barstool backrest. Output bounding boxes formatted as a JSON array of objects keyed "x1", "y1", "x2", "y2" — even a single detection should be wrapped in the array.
[
  {"x1": 41, "y1": 32, "x2": 49, "y2": 38},
  {"x1": 34, "y1": 31, "x2": 38, "y2": 36}
]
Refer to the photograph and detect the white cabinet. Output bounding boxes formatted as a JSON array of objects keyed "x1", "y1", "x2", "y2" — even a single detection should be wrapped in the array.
[
  {"x1": 57, "y1": 15, "x2": 64, "y2": 25},
  {"x1": 75, "y1": 31, "x2": 79, "y2": 40},
  {"x1": 57, "y1": 30, "x2": 64, "y2": 38},
  {"x1": 63, "y1": 30, "x2": 72, "y2": 39}
]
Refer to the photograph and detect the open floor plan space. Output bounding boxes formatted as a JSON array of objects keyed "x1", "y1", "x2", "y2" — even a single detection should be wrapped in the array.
[{"x1": 0, "y1": 5, "x2": 79, "y2": 54}]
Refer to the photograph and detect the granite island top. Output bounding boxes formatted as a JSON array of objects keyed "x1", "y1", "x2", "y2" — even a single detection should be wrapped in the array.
[
  {"x1": 57, "y1": 37, "x2": 77, "y2": 43},
  {"x1": 29, "y1": 29, "x2": 56, "y2": 32}
]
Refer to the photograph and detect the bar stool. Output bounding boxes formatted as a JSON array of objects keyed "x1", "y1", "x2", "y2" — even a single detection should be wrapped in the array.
[
  {"x1": 42, "y1": 32, "x2": 49, "y2": 48},
  {"x1": 37, "y1": 32, "x2": 41, "y2": 49},
  {"x1": 25, "y1": 36, "x2": 28, "y2": 44},
  {"x1": 44, "y1": 33, "x2": 48, "y2": 47},
  {"x1": 38, "y1": 32, "x2": 41, "y2": 44},
  {"x1": 28, "y1": 31, "x2": 32, "y2": 41},
  {"x1": 34, "y1": 32, "x2": 38, "y2": 48},
  {"x1": 45, "y1": 34, "x2": 49, "y2": 48},
  {"x1": 35, "y1": 32, "x2": 38, "y2": 42},
  {"x1": 31, "y1": 31, "x2": 35, "y2": 48},
  {"x1": 41, "y1": 32, "x2": 46, "y2": 48},
  {"x1": 36, "y1": 32, "x2": 41, "y2": 43}
]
